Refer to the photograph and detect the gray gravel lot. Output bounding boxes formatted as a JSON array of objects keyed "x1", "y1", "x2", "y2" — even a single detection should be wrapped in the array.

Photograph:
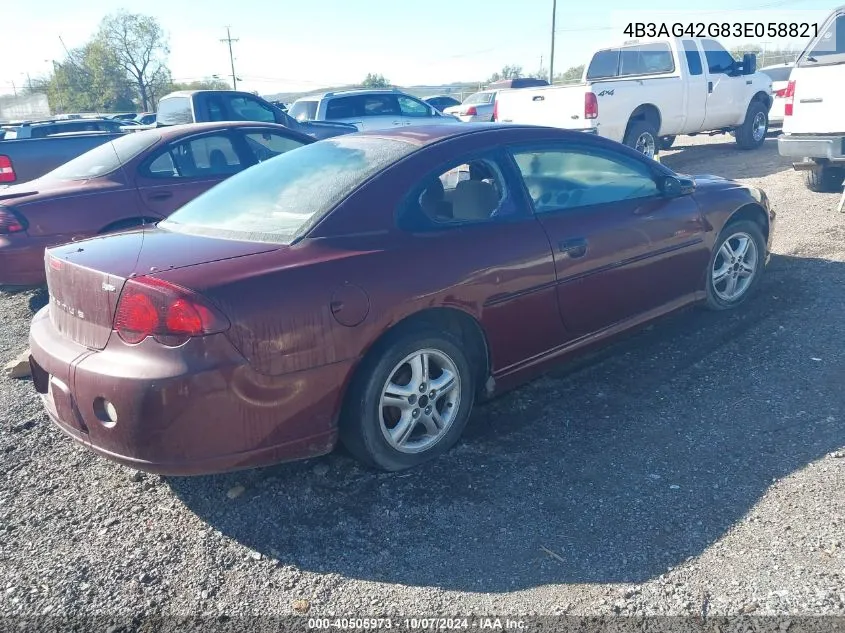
[{"x1": 0, "y1": 133, "x2": 843, "y2": 627}]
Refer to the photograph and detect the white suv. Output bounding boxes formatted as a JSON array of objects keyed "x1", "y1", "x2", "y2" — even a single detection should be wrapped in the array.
[{"x1": 287, "y1": 89, "x2": 462, "y2": 131}]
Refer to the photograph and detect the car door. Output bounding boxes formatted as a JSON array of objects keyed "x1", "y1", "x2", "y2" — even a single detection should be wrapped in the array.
[
  {"x1": 508, "y1": 142, "x2": 709, "y2": 338},
  {"x1": 681, "y1": 39, "x2": 707, "y2": 132},
  {"x1": 701, "y1": 39, "x2": 747, "y2": 129},
  {"x1": 134, "y1": 131, "x2": 252, "y2": 217},
  {"x1": 397, "y1": 94, "x2": 437, "y2": 126}
]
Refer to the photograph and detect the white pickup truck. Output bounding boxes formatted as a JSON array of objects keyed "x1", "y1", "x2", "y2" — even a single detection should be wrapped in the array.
[
  {"x1": 493, "y1": 37, "x2": 773, "y2": 158},
  {"x1": 777, "y1": 5, "x2": 845, "y2": 193}
]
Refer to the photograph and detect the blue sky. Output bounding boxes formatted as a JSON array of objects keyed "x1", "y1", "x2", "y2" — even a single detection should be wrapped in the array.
[{"x1": 0, "y1": 0, "x2": 836, "y2": 98}]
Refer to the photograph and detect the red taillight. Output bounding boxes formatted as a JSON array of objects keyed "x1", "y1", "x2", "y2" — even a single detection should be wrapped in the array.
[
  {"x1": 0, "y1": 207, "x2": 25, "y2": 235},
  {"x1": 585, "y1": 93, "x2": 598, "y2": 120},
  {"x1": 0, "y1": 155, "x2": 15, "y2": 183},
  {"x1": 784, "y1": 80, "x2": 796, "y2": 116},
  {"x1": 463, "y1": 106, "x2": 478, "y2": 116},
  {"x1": 493, "y1": 99, "x2": 499, "y2": 121},
  {"x1": 774, "y1": 88, "x2": 787, "y2": 97},
  {"x1": 114, "y1": 276, "x2": 229, "y2": 345}
]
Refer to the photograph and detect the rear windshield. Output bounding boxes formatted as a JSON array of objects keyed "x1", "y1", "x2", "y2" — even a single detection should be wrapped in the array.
[
  {"x1": 157, "y1": 96, "x2": 193, "y2": 125},
  {"x1": 798, "y1": 13, "x2": 845, "y2": 66},
  {"x1": 463, "y1": 92, "x2": 495, "y2": 105},
  {"x1": 158, "y1": 136, "x2": 416, "y2": 244},
  {"x1": 289, "y1": 100, "x2": 319, "y2": 121},
  {"x1": 42, "y1": 130, "x2": 161, "y2": 181}
]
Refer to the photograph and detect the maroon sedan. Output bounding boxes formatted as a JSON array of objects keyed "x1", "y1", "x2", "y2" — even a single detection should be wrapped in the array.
[
  {"x1": 28, "y1": 124, "x2": 775, "y2": 475},
  {"x1": 0, "y1": 121, "x2": 312, "y2": 286}
]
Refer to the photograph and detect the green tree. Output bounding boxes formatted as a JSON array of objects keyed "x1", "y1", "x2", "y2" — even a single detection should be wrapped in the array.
[
  {"x1": 488, "y1": 65, "x2": 523, "y2": 83},
  {"x1": 168, "y1": 78, "x2": 232, "y2": 92},
  {"x1": 97, "y1": 11, "x2": 170, "y2": 110},
  {"x1": 555, "y1": 64, "x2": 585, "y2": 83},
  {"x1": 362, "y1": 73, "x2": 390, "y2": 88}
]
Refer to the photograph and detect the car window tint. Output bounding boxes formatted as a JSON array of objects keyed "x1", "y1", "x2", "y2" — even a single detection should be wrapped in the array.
[
  {"x1": 157, "y1": 97, "x2": 193, "y2": 125},
  {"x1": 702, "y1": 39, "x2": 736, "y2": 74},
  {"x1": 682, "y1": 40, "x2": 703, "y2": 75},
  {"x1": 226, "y1": 96, "x2": 275, "y2": 123},
  {"x1": 325, "y1": 96, "x2": 361, "y2": 119},
  {"x1": 761, "y1": 66, "x2": 792, "y2": 82},
  {"x1": 206, "y1": 97, "x2": 227, "y2": 122},
  {"x1": 619, "y1": 44, "x2": 674, "y2": 76},
  {"x1": 587, "y1": 49, "x2": 620, "y2": 79},
  {"x1": 145, "y1": 133, "x2": 242, "y2": 178},
  {"x1": 512, "y1": 147, "x2": 659, "y2": 212},
  {"x1": 243, "y1": 131, "x2": 306, "y2": 163},
  {"x1": 398, "y1": 95, "x2": 431, "y2": 118},
  {"x1": 362, "y1": 94, "x2": 401, "y2": 117},
  {"x1": 807, "y1": 14, "x2": 845, "y2": 57}
]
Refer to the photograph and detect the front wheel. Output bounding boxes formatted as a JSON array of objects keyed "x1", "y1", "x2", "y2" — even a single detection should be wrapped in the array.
[
  {"x1": 340, "y1": 329, "x2": 476, "y2": 471},
  {"x1": 735, "y1": 101, "x2": 769, "y2": 150},
  {"x1": 623, "y1": 120, "x2": 659, "y2": 159},
  {"x1": 705, "y1": 220, "x2": 766, "y2": 311}
]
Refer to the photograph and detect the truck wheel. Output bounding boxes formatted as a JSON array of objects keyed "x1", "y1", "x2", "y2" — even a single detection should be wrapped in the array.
[
  {"x1": 803, "y1": 164, "x2": 845, "y2": 193},
  {"x1": 623, "y1": 121, "x2": 659, "y2": 159},
  {"x1": 659, "y1": 135, "x2": 676, "y2": 150},
  {"x1": 735, "y1": 101, "x2": 768, "y2": 150}
]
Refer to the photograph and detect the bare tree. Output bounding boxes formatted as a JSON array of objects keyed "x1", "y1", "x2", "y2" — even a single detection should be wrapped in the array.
[{"x1": 98, "y1": 11, "x2": 169, "y2": 110}]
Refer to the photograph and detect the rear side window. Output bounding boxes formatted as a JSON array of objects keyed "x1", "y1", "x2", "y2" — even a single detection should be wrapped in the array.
[
  {"x1": 682, "y1": 40, "x2": 703, "y2": 75},
  {"x1": 702, "y1": 39, "x2": 736, "y2": 74},
  {"x1": 587, "y1": 49, "x2": 621, "y2": 79},
  {"x1": 43, "y1": 130, "x2": 161, "y2": 181},
  {"x1": 619, "y1": 44, "x2": 674, "y2": 76},
  {"x1": 157, "y1": 97, "x2": 193, "y2": 125},
  {"x1": 144, "y1": 133, "x2": 243, "y2": 179},
  {"x1": 226, "y1": 96, "x2": 276, "y2": 123}
]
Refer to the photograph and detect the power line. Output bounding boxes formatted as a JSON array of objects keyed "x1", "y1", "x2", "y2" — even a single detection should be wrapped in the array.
[{"x1": 220, "y1": 27, "x2": 239, "y2": 90}]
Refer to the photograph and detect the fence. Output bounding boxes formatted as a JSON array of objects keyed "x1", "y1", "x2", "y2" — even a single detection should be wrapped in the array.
[{"x1": 0, "y1": 93, "x2": 51, "y2": 123}]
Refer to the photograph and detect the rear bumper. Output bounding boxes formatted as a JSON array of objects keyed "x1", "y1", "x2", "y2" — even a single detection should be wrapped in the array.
[
  {"x1": 29, "y1": 306, "x2": 351, "y2": 475},
  {"x1": 778, "y1": 134, "x2": 845, "y2": 161}
]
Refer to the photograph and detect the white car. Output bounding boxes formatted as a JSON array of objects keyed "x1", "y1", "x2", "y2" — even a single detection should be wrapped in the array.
[
  {"x1": 287, "y1": 89, "x2": 462, "y2": 132},
  {"x1": 759, "y1": 63, "x2": 794, "y2": 125},
  {"x1": 494, "y1": 37, "x2": 773, "y2": 158},
  {"x1": 443, "y1": 90, "x2": 498, "y2": 122},
  {"x1": 777, "y1": 6, "x2": 845, "y2": 193}
]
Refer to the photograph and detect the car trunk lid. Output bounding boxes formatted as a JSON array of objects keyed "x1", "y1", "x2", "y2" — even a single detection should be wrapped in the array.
[{"x1": 44, "y1": 227, "x2": 279, "y2": 350}]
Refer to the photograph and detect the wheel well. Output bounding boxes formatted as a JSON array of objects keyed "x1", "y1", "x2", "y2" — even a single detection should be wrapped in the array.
[
  {"x1": 751, "y1": 90, "x2": 772, "y2": 111},
  {"x1": 360, "y1": 308, "x2": 491, "y2": 396},
  {"x1": 98, "y1": 217, "x2": 158, "y2": 234},
  {"x1": 626, "y1": 104, "x2": 662, "y2": 137},
  {"x1": 726, "y1": 203, "x2": 769, "y2": 242}
]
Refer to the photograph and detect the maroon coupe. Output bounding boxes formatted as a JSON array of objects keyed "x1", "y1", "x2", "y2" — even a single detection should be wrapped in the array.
[
  {"x1": 28, "y1": 124, "x2": 775, "y2": 475},
  {"x1": 0, "y1": 121, "x2": 312, "y2": 286}
]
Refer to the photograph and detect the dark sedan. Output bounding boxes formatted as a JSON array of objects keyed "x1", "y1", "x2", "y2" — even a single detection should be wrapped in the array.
[
  {"x1": 0, "y1": 121, "x2": 312, "y2": 286},
  {"x1": 29, "y1": 124, "x2": 775, "y2": 475}
]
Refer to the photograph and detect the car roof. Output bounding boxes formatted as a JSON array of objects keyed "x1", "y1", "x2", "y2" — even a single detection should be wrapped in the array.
[
  {"x1": 153, "y1": 120, "x2": 311, "y2": 140},
  {"x1": 297, "y1": 88, "x2": 407, "y2": 101}
]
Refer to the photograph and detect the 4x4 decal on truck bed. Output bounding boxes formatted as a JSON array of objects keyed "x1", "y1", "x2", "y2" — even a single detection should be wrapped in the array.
[{"x1": 597, "y1": 89, "x2": 615, "y2": 97}]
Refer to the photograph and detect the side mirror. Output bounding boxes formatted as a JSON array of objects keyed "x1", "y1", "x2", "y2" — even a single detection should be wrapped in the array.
[
  {"x1": 742, "y1": 53, "x2": 757, "y2": 75},
  {"x1": 662, "y1": 175, "x2": 695, "y2": 197}
]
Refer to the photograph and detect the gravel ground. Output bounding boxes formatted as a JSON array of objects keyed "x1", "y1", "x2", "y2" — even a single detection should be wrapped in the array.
[{"x1": 1, "y1": 133, "x2": 844, "y2": 628}]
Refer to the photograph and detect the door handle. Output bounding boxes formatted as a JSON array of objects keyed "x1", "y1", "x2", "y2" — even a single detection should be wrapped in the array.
[
  {"x1": 559, "y1": 238, "x2": 588, "y2": 258},
  {"x1": 147, "y1": 191, "x2": 173, "y2": 201},
  {"x1": 707, "y1": 81, "x2": 713, "y2": 94},
  {"x1": 392, "y1": 120, "x2": 404, "y2": 126}
]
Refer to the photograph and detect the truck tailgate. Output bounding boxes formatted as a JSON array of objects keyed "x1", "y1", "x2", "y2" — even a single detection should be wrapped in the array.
[
  {"x1": 495, "y1": 85, "x2": 593, "y2": 130},
  {"x1": 783, "y1": 65, "x2": 845, "y2": 135}
]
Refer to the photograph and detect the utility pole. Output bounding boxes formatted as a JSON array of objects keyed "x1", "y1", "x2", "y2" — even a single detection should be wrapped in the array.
[
  {"x1": 220, "y1": 27, "x2": 239, "y2": 90},
  {"x1": 26, "y1": 73, "x2": 33, "y2": 92},
  {"x1": 549, "y1": 0, "x2": 557, "y2": 84},
  {"x1": 11, "y1": 80, "x2": 17, "y2": 98}
]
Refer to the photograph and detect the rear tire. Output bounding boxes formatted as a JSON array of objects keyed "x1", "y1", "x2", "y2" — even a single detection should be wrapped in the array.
[
  {"x1": 735, "y1": 100, "x2": 769, "y2": 150},
  {"x1": 339, "y1": 328, "x2": 476, "y2": 471},
  {"x1": 705, "y1": 220, "x2": 766, "y2": 311},
  {"x1": 623, "y1": 120, "x2": 659, "y2": 159},
  {"x1": 803, "y1": 164, "x2": 845, "y2": 193}
]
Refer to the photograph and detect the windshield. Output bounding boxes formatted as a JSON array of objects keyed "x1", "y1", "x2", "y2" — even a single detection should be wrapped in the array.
[
  {"x1": 42, "y1": 130, "x2": 161, "y2": 181},
  {"x1": 289, "y1": 100, "x2": 319, "y2": 121},
  {"x1": 463, "y1": 92, "x2": 494, "y2": 105},
  {"x1": 159, "y1": 135, "x2": 416, "y2": 244}
]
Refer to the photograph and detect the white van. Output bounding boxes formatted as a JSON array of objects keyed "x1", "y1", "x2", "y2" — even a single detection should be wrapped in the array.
[{"x1": 777, "y1": 5, "x2": 845, "y2": 192}]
